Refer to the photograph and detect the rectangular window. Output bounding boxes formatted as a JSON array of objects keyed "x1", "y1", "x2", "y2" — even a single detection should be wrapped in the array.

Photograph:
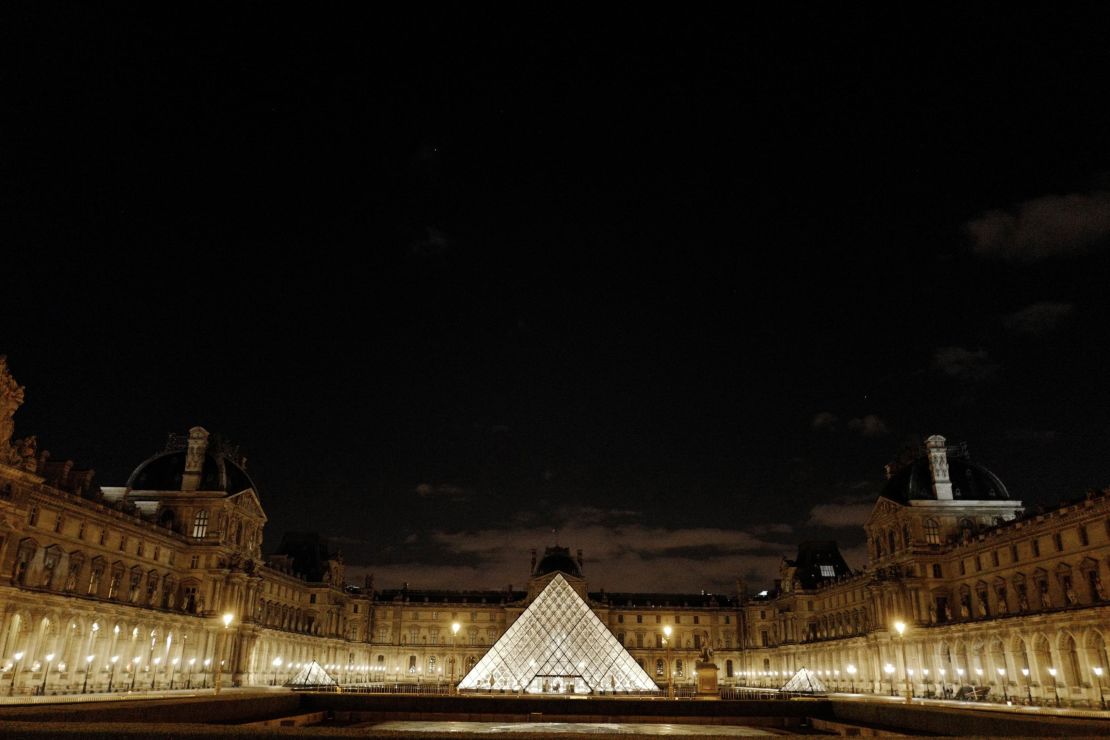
[
  {"x1": 693, "y1": 616, "x2": 700, "y2": 624},
  {"x1": 974, "y1": 554, "x2": 982, "y2": 571},
  {"x1": 959, "y1": 560, "x2": 966, "y2": 576},
  {"x1": 78, "y1": 521, "x2": 86, "y2": 540},
  {"x1": 761, "y1": 631, "x2": 769, "y2": 647},
  {"x1": 137, "y1": 541, "x2": 144, "y2": 558},
  {"x1": 820, "y1": 565, "x2": 836, "y2": 577},
  {"x1": 99, "y1": 528, "x2": 107, "y2": 546},
  {"x1": 1053, "y1": 533, "x2": 1063, "y2": 552},
  {"x1": 617, "y1": 614, "x2": 624, "y2": 623},
  {"x1": 54, "y1": 513, "x2": 63, "y2": 533},
  {"x1": 1011, "y1": 544, "x2": 1019, "y2": 562},
  {"x1": 932, "y1": 564, "x2": 942, "y2": 578},
  {"x1": 991, "y1": 551, "x2": 999, "y2": 567},
  {"x1": 675, "y1": 615, "x2": 681, "y2": 624},
  {"x1": 1031, "y1": 538, "x2": 1041, "y2": 557},
  {"x1": 724, "y1": 615, "x2": 730, "y2": 624},
  {"x1": 655, "y1": 615, "x2": 661, "y2": 623},
  {"x1": 119, "y1": 535, "x2": 127, "y2": 552},
  {"x1": 636, "y1": 614, "x2": 642, "y2": 623},
  {"x1": 1078, "y1": 526, "x2": 1089, "y2": 546},
  {"x1": 189, "y1": 555, "x2": 199, "y2": 569},
  {"x1": 760, "y1": 610, "x2": 766, "y2": 620}
]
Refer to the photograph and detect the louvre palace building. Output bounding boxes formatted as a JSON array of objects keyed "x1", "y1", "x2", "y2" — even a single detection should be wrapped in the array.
[{"x1": 1, "y1": 357, "x2": 1108, "y2": 704}]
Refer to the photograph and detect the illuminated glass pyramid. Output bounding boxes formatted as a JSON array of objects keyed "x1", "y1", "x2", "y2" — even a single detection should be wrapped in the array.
[
  {"x1": 781, "y1": 667, "x2": 826, "y2": 693},
  {"x1": 457, "y1": 574, "x2": 658, "y2": 694}
]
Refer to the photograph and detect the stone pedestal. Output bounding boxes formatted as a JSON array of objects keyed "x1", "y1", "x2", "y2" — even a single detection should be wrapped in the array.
[{"x1": 696, "y1": 662, "x2": 718, "y2": 694}]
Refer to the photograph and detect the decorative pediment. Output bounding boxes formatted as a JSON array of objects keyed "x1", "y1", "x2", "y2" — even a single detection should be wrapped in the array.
[
  {"x1": 229, "y1": 488, "x2": 267, "y2": 521},
  {"x1": 865, "y1": 497, "x2": 902, "y2": 526}
]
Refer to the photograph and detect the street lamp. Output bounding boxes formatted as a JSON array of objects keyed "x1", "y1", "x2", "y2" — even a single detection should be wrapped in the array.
[
  {"x1": 169, "y1": 658, "x2": 179, "y2": 690},
  {"x1": 214, "y1": 612, "x2": 234, "y2": 695},
  {"x1": 956, "y1": 667, "x2": 964, "y2": 698},
  {"x1": 1047, "y1": 667, "x2": 1059, "y2": 707},
  {"x1": 83, "y1": 655, "x2": 95, "y2": 694},
  {"x1": 272, "y1": 657, "x2": 283, "y2": 686},
  {"x1": 1021, "y1": 667, "x2": 1032, "y2": 704},
  {"x1": 997, "y1": 667, "x2": 1008, "y2": 703},
  {"x1": 9, "y1": 651, "x2": 24, "y2": 696},
  {"x1": 922, "y1": 668, "x2": 930, "y2": 698},
  {"x1": 203, "y1": 658, "x2": 211, "y2": 688},
  {"x1": 938, "y1": 668, "x2": 946, "y2": 699},
  {"x1": 108, "y1": 656, "x2": 119, "y2": 692},
  {"x1": 187, "y1": 658, "x2": 196, "y2": 689},
  {"x1": 152, "y1": 657, "x2": 161, "y2": 690},
  {"x1": 663, "y1": 625, "x2": 674, "y2": 699},
  {"x1": 846, "y1": 664, "x2": 856, "y2": 693},
  {"x1": 40, "y1": 654, "x2": 55, "y2": 696},
  {"x1": 884, "y1": 663, "x2": 895, "y2": 696},
  {"x1": 893, "y1": 621, "x2": 911, "y2": 703},
  {"x1": 1093, "y1": 666, "x2": 1106, "y2": 710},
  {"x1": 129, "y1": 657, "x2": 140, "y2": 691}
]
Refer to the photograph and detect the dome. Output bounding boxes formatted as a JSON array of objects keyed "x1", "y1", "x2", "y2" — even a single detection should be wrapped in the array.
[
  {"x1": 127, "y1": 449, "x2": 256, "y2": 494},
  {"x1": 533, "y1": 546, "x2": 582, "y2": 578},
  {"x1": 881, "y1": 455, "x2": 1009, "y2": 504}
]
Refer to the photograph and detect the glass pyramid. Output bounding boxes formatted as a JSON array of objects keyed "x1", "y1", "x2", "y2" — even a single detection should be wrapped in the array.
[
  {"x1": 457, "y1": 573, "x2": 659, "y2": 694},
  {"x1": 285, "y1": 659, "x2": 337, "y2": 688},
  {"x1": 781, "y1": 667, "x2": 826, "y2": 693}
]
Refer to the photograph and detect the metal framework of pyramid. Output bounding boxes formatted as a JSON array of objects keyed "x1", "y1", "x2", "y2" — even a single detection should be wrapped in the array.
[
  {"x1": 457, "y1": 574, "x2": 658, "y2": 694},
  {"x1": 285, "y1": 659, "x2": 337, "y2": 688},
  {"x1": 781, "y1": 667, "x2": 826, "y2": 693}
]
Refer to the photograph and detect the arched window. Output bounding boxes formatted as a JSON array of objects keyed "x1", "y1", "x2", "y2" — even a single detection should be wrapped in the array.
[
  {"x1": 924, "y1": 519, "x2": 940, "y2": 545},
  {"x1": 655, "y1": 658, "x2": 664, "y2": 676},
  {"x1": 408, "y1": 655, "x2": 417, "y2": 672},
  {"x1": 192, "y1": 510, "x2": 209, "y2": 538}
]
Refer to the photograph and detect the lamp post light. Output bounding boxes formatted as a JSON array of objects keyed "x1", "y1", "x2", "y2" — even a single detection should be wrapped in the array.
[
  {"x1": 214, "y1": 612, "x2": 234, "y2": 695},
  {"x1": 997, "y1": 667, "x2": 1008, "y2": 703},
  {"x1": 893, "y1": 621, "x2": 911, "y2": 703},
  {"x1": 662, "y1": 625, "x2": 674, "y2": 700},
  {"x1": 203, "y1": 658, "x2": 210, "y2": 688},
  {"x1": 82, "y1": 655, "x2": 95, "y2": 694},
  {"x1": 955, "y1": 668, "x2": 964, "y2": 698},
  {"x1": 974, "y1": 666, "x2": 982, "y2": 692},
  {"x1": 884, "y1": 664, "x2": 895, "y2": 696},
  {"x1": 1048, "y1": 667, "x2": 1059, "y2": 707},
  {"x1": 1093, "y1": 666, "x2": 1105, "y2": 710},
  {"x1": 846, "y1": 664, "x2": 856, "y2": 693},
  {"x1": 39, "y1": 654, "x2": 55, "y2": 696},
  {"x1": 272, "y1": 657, "x2": 283, "y2": 686},
  {"x1": 129, "y1": 657, "x2": 140, "y2": 691},
  {"x1": 108, "y1": 656, "x2": 119, "y2": 693},
  {"x1": 922, "y1": 668, "x2": 930, "y2": 698},
  {"x1": 8, "y1": 651, "x2": 24, "y2": 696},
  {"x1": 938, "y1": 668, "x2": 946, "y2": 699},
  {"x1": 187, "y1": 658, "x2": 195, "y2": 689},
  {"x1": 1021, "y1": 667, "x2": 1032, "y2": 705},
  {"x1": 152, "y1": 657, "x2": 161, "y2": 690},
  {"x1": 834, "y1": 669, "x2": 840, "y2": 692},
  {"x1": 169, "y1": 658, "x2": 179, "y2": 690}
]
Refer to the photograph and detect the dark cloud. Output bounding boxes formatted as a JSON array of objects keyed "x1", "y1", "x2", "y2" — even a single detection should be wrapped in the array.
[
  {"x1": 932, "y1": 346, "x2": 998, "y2": 381},
  {"x1": 1002, "y1": 301, "x2": 1075, "y2": 336},
  {"x1": 806, "y1": 493, "x2": 875, "y2": 529},
  {"x1": 967, "y1": 190, "x2": 1110, "y2": 262},
  {"x1": 811, "y1": 411, "x2": 838, "y2": 431},
  {"x1": 414, "y1": 482, "x2": 472, "y2": 501},
  {"x1": 847, "y1": 415, "x2": 889, "y2": 437},
  {"x1": 349, "y1": 506, "x2": 796, "y2": 592}
]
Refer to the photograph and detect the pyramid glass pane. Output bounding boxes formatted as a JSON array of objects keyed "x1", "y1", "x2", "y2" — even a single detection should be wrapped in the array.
[
  {"x1": 457, "y1": 574, "x2": 658, "y2": 694},
  {"x1": 285, "y1": 660, "x2": 337, "y2": 687},
  {"x1": 781, "y1": 667, "x2": 826, "y2": 693}
]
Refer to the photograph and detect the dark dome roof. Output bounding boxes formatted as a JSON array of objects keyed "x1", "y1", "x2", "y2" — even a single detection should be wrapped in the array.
[
  {"x1": 127, "y1": 449, "x2": 256, "y2": 494},
  {"x1": 533, "y1": 546, "x2": 582, "y2": 578},
  {"x1": 881, "y1": 456, "x2": 1009, "y2": 504}
]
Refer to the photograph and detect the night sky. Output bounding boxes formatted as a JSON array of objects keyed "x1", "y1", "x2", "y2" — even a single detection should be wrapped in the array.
[{"x1": 6, "y1": 6, "x2": 1110, "y2": 593}]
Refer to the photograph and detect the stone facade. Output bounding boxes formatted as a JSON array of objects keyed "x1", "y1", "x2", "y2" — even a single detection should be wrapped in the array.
[{"x1": 0, "y1": 360, "x2": 1106, "y2": 703}]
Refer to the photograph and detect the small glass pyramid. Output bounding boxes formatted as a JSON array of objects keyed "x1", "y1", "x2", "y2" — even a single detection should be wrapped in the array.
[
  {"x1": 457, "y1": 573, "x2": 659, "y2": 694},
  {"x1": 781, "y1": 666, "x2": 826, "y2": 693},
  {"x1": 285, "y1": 659, "x2": 337, "y2": 688}
]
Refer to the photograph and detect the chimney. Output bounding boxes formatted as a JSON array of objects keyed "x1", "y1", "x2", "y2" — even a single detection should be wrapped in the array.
[
  {"x1": 926, "y1": 434, "x2": 953, "y2": 500},
  {"x1": 576, "y1": 549, "x2": 583, "y2": 570},
  {"x1": 182, "y1": 427, "x2": 209, "y2": 491},
  {"x1": 530, "y1": 548, "x2": 536, "y2": 573}
]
